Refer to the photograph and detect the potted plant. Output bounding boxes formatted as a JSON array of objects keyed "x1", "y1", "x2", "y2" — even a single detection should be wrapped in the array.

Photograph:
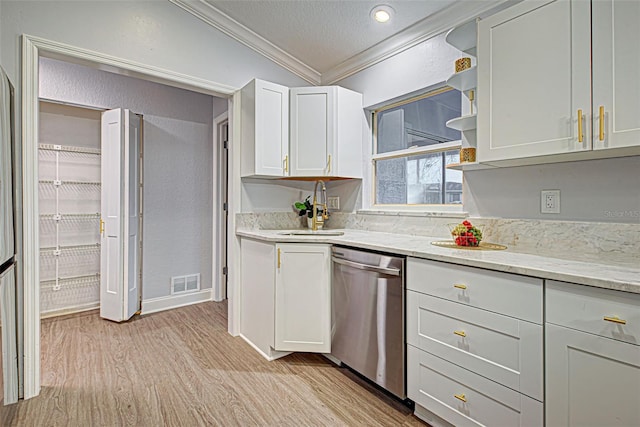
[{"x1": 294, "y1": 196, "x2": 325, "y2": 229}]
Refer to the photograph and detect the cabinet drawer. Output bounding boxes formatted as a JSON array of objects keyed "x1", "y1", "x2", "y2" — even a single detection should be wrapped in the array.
[
  {"x1": 547, "y1": 280, "x2": 640, "y2": 346},
  {"x1": 408, "y1": 345, "x2": 543, "y2": 427},
  {"x1": 407, "y1": 258, "x2": 543, "y2": 323},
  {"x1": 407, "y1": 290, "x2": 543, "y2": 401}
]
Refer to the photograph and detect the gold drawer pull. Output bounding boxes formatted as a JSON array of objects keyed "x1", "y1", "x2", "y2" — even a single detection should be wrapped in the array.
[
  {"x1": 454, "y1": 393, "x2": 467, "y2": 403},
  {"x1": 599, "y1": 105, "x2": 605, "y2": 141},
  {"x1": 100, "y1": 219, "x2": 105, "y2": 234},
  {"x1": 453, "y1": 284, "x2": 467, "y2": 290},
  {"x1": 604, "y1": 316, "x2": 626, "y2": 325},
  {"x1": 454, "y1": 330, "x2": 466, "y2": 338},
  {"x1": 577, "y1": 109, "x2": 583, "y2": 143},
  {"x1": 283, "y1": 155, "x2": 289, "y2": 173}
]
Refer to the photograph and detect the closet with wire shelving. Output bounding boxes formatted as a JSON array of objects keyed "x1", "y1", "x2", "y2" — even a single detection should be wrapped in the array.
[{"x1": 38, "y1": 101, "x2": 102, "y2": 317}]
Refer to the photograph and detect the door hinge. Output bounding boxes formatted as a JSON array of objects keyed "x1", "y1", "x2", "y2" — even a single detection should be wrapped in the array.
[
  {"x1": 223, "y1": 202, "x2": 228, "y2": 211},
  {"x1": 223, "y1": 140, "x2": 228, "y2": 149},
  {"x1": 222, "y1": 266, "x2": 228, "y2": 275}
]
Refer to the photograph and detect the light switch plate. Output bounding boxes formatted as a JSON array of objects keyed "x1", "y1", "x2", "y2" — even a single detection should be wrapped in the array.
[
  {"x1": 327, "y1": 196, "x2": 340, "y2": 210},
  {"x1": 541, "y1": 190, "x2": 560, "y2": 214}
]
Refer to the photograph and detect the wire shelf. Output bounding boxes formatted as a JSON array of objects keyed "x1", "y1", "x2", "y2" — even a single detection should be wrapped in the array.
[
  {"x1": 40, "y1": 213, "x2": 100, "y2": 220},
  {"x1": 39, "y1": 143, "x2": 101, "y2": 155},
  {"x1": 39, "y1": 180, "x2": 101, "y2": 186}
]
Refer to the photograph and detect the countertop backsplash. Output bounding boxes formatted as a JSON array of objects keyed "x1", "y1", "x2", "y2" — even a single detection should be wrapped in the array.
[{"x1": 236, "y1": 212, "x2": 639, "y2": 266}]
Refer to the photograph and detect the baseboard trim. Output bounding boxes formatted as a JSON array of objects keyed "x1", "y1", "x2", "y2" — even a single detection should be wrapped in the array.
[
  {"x1": 239, "y1": 334, "x2": 291, "y2": 361},
  {"x1": 141, "y1": 289, "x2": 213, "y2": 315},
  {"x1": 40, "y1": 302, "x2": 100, "y2": 319}
]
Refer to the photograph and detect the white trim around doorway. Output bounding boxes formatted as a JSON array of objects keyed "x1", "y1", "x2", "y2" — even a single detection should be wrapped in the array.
[
  {"x1": 213, "y1": 111, "x2": 228, "y2": 302},
  {"x1": 21, "y1": 34, "x2": 238, "y2": 399}
]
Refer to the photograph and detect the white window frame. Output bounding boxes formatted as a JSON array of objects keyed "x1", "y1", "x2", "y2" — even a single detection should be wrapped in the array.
[{"x1": 368, "y1": 87, "x2": 465, "y2": 214}]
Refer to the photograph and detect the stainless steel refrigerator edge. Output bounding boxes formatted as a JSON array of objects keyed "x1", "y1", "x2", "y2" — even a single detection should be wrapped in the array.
[
  {"x1": 331, "y1": 246, "x2": 406, "y2": 399},
  {"x1": 0, "y1": 65, "x2": 20, "y2": 404}
]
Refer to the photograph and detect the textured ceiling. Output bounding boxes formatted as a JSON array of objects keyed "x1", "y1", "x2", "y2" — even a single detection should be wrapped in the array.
[{"x1": 206, "y1": 0, "x2": 456, "y2": 73}]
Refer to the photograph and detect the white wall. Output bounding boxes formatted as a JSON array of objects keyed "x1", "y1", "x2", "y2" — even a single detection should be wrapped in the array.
[
  {"x1": 39, "y1": 56, "x2": 217, "y2": 300},
  {"x1": 241, "y1": 178, "x2": 362, "y2": 214},
  {"x1": 336, "y1": 32, "x2": 640, "y2": 224},
  {"x1": 0, "y1": 1, "x2": 307, "y2": 90}
]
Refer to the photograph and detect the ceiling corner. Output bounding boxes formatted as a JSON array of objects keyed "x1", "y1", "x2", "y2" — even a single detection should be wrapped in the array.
[
  {"x1": 169, "y1": 0, "x2": 321, "y2": 85},
  {"x1": 321, "y1": 0, "x2": 510, "y2": 85}
]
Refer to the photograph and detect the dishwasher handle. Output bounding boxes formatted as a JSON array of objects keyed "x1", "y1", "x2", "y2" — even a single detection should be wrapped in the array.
[{"x1": 332, "y1": 256, "x2": 401, "y2": 277}]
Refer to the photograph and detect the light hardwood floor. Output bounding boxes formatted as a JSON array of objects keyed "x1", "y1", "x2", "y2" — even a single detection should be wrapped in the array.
[{"x1": 0, "y1": 301, "x2": 425, "y2": 426}]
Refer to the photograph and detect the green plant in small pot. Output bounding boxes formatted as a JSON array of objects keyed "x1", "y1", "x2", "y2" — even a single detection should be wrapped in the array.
[{"x1": 294, "y1": 196, "x2": 325, "y2": 229}]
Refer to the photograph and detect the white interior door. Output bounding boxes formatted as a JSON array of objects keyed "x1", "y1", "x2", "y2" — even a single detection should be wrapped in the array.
[{"x1": 100, "y1": 108, "x2": 140, "y2": 322}]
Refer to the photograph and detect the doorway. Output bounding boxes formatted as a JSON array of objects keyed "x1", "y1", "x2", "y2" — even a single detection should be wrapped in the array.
[
  {"x1": 37, "y1": 102, "x2": 144, "y2": 321},
  {"x1": 22, "y1": 36, "x2": 236, "y2": 399}
]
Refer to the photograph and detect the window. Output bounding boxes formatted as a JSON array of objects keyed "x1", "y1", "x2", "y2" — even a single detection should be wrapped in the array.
[{"x1": 372, "y1": 87, "x2": 463, "y2": 207}]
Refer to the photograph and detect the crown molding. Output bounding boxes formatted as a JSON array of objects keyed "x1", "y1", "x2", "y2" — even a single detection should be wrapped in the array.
[
  {"x1": 321, "y1": 0, "x2": 509, "y2": 85},
  {"x1": 171, "y1": 0, "x2": 512, "y2": 87},
  {"x1": 169, "y1": 0, "x2": 321, "y2": 85}
]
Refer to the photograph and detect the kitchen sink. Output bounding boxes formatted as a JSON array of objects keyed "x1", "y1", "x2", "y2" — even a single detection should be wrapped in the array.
[{"x1": 278, "y1": 230, "x2": 344, "y2": 236}]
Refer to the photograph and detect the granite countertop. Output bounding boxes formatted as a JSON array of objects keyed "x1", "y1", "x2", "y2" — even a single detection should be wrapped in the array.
[{"x1": 236, "y1": 228, "x2": 640, "y2": 294}]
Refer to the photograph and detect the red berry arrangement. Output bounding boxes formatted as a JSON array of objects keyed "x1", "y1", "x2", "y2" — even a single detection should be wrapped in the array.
[{"x1": 450, "y1": 220, "x2": 483, "y2": 247}]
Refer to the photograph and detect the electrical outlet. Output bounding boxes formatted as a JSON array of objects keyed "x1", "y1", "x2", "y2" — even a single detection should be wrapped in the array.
[
  {"x1": 327, "y1": 196, "x2": 340, "y2": 210},
  {"x1": 541, "y1": 190, "x2": 560, "y2": 214}
]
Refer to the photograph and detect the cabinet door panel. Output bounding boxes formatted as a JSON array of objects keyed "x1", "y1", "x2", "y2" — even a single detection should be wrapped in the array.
[
  {"x1": 255, "y1": 81, "x2": 289, "y2": 176},
  {"x1": 478, "y1": 0, "x2": 591, "y2": 161},
  {"x1": 240, "y1": 239, "x2": 276, "y2": 357},
  {"x1": 592, "y1": 0, "x2": 640, "y2": 150},
  {"x1": 275, "y1": 244, "x2": 331, "y2": 353},
  {"x1": 546, "y1": 324, "x2": 640, "y2": 427},
  {"x1": 290, "y1": 87, "x2": 335, "y2": 176}
]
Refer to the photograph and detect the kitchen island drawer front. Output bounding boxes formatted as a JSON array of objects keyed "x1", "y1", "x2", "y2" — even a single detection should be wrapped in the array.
[
  {"x1": 408, "y1": 345, "x2": 543, "y2": 427},
  {"x1": 547, "y1": 280, "x2": 640, "y2": 346},
  {"x1": 407, "y1": 258, "x2": 543, "y2": 323},
  {"x1": 407, "y1": 291, "x2": 543, "y2": 401}
]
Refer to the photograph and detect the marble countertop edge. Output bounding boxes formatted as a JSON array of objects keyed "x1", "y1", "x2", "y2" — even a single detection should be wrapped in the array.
[{"x1": 235, "y1": 228, "x2": 640, "y2": 294}]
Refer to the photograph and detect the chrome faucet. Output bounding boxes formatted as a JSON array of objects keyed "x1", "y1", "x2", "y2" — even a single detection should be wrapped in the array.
[{"x1": 312, "y1": 179, "x2": 329, "y2": 231}]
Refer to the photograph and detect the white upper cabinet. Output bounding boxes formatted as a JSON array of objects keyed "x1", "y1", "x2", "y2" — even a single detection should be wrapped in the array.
[
  {"x1": 592, "y1": 0, "x2": 640, "y2": 150},
  {"x1": 240, "y1": 79, "x2": 289, "y2": 177},
  {"x1": 290, "y1": 86, "x2": 363, "y2": 178},
  {"x1": 478, "y1": 0, "x2": 591, "y2": 162},
  {"x1": 478, "y1": 0, "x2": 640, "y2": 164}
]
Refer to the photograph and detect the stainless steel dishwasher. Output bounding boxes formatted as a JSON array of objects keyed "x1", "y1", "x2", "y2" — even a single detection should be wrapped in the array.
[{"x1": 331, "y1": 246, "x2": 405, "y2": 399}]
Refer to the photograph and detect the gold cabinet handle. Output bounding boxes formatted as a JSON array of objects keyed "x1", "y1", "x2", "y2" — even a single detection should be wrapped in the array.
[
  {"x1": 327, "y1": 154, "x2": 332, "y2": 174},
  {"x1": 100, "y1": 219, "x2": 104, "y2": 234},
  {"x1": 283, "y1": 155, "x2": 288, "y2": 173},
  {"x1": 599, "y1": 105, "x2": 605, "y2": 141},
  {"x1": 454, "y1": 393, "x2": 467, "y2": 403},
  {"x1": 577, "y1": 109, "x2": 583, "y2": 143},
  {"x1": 604, "y1": 316, "x2": 626, "y2": 325},
  {"x1": 453, "y1": 284, "x2": 467, "y2": 290},
  {"x1": 454, "y1": 330, "x2": 466, "y2": 337},
  {"x1": 277, "y1": 248, "x2": 281, "y2": 268}
]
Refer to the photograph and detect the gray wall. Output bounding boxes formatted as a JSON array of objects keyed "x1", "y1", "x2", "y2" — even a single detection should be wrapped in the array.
[
  {"x1": 335, "y1": 33, "x2": 640, "y2": 224},
  {"x1": 40, "y1": 57, "x2": 217, "y2": 300},
  {"x1": 0, "y1": 1, "x2": 307, "y2": 89}
]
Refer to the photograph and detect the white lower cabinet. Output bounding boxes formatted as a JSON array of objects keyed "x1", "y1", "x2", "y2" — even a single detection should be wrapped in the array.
[
  {"x1": 545, "y1": 281, "x2": 640, "y2": 427},
  {"x1": 239, "y1": 239, "x2": 331, "y2": 359},
  {"x1": 407, "y1": 291, "x2": 543, "y2": 401},
  {"x1": 274, "y1": 243, "x2": 331, "y2": 353},
  {"x1": 406, "y1": 257, "x2": 543, "y2": 426},
  {"x1": 408, "y1": 345, "x2": 543, "y2": 427}
]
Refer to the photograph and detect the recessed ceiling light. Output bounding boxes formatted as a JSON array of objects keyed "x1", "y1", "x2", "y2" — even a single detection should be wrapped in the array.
[{"x1": 371, "y1": 5, "x2": 394, "y2": 23}]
